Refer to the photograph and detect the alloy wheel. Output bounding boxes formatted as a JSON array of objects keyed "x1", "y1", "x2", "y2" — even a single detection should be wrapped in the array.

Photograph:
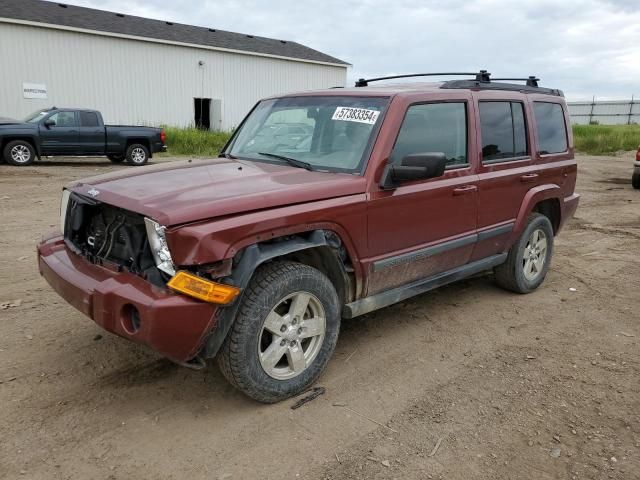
[{"x1": 258, "y1": 291, "x2": 326, "y2": 380}]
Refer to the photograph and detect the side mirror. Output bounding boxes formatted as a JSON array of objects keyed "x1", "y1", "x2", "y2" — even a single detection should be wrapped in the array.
[
  {"x1": 43, "y1": 119, "x2": 56, "y2": 128},
  {"x1": 380, "y1": 152, "x2": 447, "y2": 189}
]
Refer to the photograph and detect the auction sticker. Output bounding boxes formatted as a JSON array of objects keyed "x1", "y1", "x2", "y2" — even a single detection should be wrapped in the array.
[{"x1": 332, "y1": 106, "x2": 380, "y2": 124}]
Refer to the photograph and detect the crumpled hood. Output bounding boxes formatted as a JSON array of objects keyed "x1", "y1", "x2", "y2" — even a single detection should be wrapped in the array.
[{"x1": 68, "y1": 158, "x2": 366, "y2": 226}]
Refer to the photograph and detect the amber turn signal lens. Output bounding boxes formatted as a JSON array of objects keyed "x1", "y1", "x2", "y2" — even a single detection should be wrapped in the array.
[{"x1": 167, "y1": 271, "x2": 240, "y2": 304}]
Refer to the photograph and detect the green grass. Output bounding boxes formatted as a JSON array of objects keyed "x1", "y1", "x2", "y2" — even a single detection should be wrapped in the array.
[
  {"x1": 162, "y1": 127, "x2": 232, "y2": 157},
  {"x1": 160, "y1": 125, "x2": 639, "y2": 158},
  {"x1": 572, "y1": 124, "x2": 640, "y2": 155}
]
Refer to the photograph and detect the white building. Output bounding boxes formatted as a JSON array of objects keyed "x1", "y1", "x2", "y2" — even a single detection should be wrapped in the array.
[{"x1": 0, "y1": 0, "x2": 349, "y2": 130}]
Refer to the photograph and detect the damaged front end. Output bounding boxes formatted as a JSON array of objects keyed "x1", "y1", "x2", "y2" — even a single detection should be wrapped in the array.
[{"x1": 62, "y1": 191, "x2": 171, "y2": 287}]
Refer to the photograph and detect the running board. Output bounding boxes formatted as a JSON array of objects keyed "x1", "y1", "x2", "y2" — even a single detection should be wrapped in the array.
[{"x1": 342, "y1": 254, "x2": 507, "y2": 318}]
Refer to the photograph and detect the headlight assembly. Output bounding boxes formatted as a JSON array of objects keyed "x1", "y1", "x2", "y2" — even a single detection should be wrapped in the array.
[{"x1": 144, "y1": 217, "x2": 176, "y2": 275}]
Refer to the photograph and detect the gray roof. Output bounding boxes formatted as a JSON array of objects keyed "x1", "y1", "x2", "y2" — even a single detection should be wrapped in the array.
[{"x1": 0, "y1": 0, "x2": 349, "y2": 66}]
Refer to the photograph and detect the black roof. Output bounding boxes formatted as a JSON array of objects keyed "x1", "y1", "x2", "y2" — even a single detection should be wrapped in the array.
[{"x1": 0, "y1": 0, "x2": 349, "y2": 65}]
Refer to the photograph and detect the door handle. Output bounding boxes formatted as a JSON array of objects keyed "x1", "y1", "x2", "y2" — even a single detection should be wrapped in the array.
[
  {"x1": 452, "y1": 185, "x2": 477, "y2": 196},
  {"x1": 520, "y1": 173, "x2": 539, "y2": 183}
]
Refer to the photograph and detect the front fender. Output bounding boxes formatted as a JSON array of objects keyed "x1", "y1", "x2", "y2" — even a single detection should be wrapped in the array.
[{"x1": 200, "y1": 230, "x2": 329, "y2": 358}]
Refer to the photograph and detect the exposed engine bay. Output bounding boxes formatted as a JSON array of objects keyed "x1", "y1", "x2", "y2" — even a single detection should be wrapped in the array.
[{"x1": 63, "y1": 193, "x2": 165, "y2": 285}]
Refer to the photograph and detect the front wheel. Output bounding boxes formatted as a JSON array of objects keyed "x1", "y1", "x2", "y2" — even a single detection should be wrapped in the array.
[
  {"x1": 217, "y1": 261, "x2": 340, "y2": 403},
  {"x1": 494, "y1": 213, "x2": 554, "y2": 293},
  {"x1": 125, "y1": 143, "x2": 149, "y2": 166},
  {"x1": 633, "y1": 172, "x2": 640, "y2": 190},
  {"x1": 3, "y1": 140, "x2": 36, "y2": 166}
]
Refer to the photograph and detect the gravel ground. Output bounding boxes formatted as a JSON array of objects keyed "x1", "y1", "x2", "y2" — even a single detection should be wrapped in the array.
[{"x1": 0, "y1": 154, "x2": 638, "y2": 480}]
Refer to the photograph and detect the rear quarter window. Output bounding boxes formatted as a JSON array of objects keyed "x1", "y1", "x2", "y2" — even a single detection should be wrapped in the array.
[{"x1": 533, "y1": 102, "x2": 568, "y2": 154}]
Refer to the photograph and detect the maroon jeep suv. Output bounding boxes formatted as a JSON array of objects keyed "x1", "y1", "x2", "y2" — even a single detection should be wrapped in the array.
[{"x1": 38, "y1": 72, "x2": 579, "y2": 402}]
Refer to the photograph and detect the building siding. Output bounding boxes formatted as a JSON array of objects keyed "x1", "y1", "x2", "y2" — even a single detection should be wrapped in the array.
[{"x1": 0, "y1": 22, "x2": 347, "y2": 130}]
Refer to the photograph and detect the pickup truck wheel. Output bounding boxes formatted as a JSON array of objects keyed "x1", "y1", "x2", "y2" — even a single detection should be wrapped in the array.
[
  {"x1": 217, "y1": 261, "x2": 340, "y2": 403},
  {"x1": 4, "y1": 140, "x2": 36, "y2": 166},
  {"x1": 125, "y1": 144, "x2": 149, "y2": 166},
  {"x1": 632, "y1": 172, "x2": 640, "y2": 189},
  {"x1": 494, "y1": 213, "x2": 554, "y2": 294},
  {"x1": 107, "y1": 154, "x2": 125, "y2": 163}
]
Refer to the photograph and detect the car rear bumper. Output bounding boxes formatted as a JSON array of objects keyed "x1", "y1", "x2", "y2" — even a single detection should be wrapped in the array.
[
  {"x1": 558, "y1": 193, "x2": 580, "y2": 232},
  {"x1": 37, "y1": 234, "x2": 218, "y2": 363}
]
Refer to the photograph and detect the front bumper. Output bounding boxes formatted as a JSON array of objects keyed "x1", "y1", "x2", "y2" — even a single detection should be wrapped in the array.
[
  {"x1": 37, "y1": 234, "x2": 218, "y2": 363},
  {"x1": 634, "y1": 160, "x2": 640, "y2": 173}
]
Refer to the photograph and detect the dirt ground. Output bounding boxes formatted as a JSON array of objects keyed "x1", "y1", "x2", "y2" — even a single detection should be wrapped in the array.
[{"x1": 0, "y1": 154, "x2": 638, "y2": 480}]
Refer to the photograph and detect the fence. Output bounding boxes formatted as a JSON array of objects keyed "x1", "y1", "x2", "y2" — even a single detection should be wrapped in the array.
[{"x1": 567, "y1": 98, "x2": 640, "y2": 125}]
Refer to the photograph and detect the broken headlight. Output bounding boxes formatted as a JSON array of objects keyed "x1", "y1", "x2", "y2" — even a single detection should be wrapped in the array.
[
  {"x1": 60, "y1": 189, "x2": 71, "y2": 234},
  {"x1": 144, "y1": 218, "x2": 176, "y2": 276}
]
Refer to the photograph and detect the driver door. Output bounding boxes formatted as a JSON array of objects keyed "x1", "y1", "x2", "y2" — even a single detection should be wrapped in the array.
[
  {"x1": 39, "y1": 110, "x2": 79, "y2": 155},
  {"x1": 365, "y1": 100, "x2": 478, "y2": 295}
]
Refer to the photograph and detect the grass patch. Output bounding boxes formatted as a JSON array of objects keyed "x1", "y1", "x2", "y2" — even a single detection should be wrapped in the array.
[
  {"x1": 162, "y1": 127, "x2": 232, "y2": 157},
  {"x1": 572, "y1": 124, "x2": 640, "y2": 155}
]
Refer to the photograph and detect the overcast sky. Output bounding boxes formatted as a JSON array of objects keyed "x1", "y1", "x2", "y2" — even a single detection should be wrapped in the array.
[{"x1": 66, "y1": 0, "x2": 639, "y2": 100}]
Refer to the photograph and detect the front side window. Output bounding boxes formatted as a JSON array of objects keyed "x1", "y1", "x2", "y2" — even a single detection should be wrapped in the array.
[
  {"x1": 479, "y1": 102, "x2": 527, "y2": 162},
  {"x1": 391, "y1": 102, "x2": 468, "y2": 167},
  {"x1": 226, "y1": 96, "x2": 389, "y2": 173},
  {"x1": 49, "y1": 111, "x2": 77, "y2": 128},
  {"x1": 533, "y1": 102, "x2": 568, "y2": 154}
]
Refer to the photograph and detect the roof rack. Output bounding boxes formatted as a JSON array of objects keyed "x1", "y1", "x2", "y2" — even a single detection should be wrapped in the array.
[
  {"x1": 354, "y1": 71, "x2": 562, "y2": 96},
  {"x1": 355, "y1": 70, "x2": 491, "y2": 87},
  {"x1": 491, "y1": 76, "x2": 540, "y2": 87}
]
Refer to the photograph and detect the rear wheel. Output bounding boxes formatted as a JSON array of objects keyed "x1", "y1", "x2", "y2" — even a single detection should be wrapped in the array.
[
  {"x1": 632, "y1": 172, "x2": 640, "y2": 190},
  {"x1": 125, "y1": 143, "x2": 149, "y2": 166},
  {"x1": 3, "y1": 140, "x2": 36, "y2": 166},
  {"x1": 107, "y1": 154, "x2": 125, "y2": 163},
  {"x1": 217, "y1": 261, "x2": 340, "y2": 403},
  {"x1": 494, "y1": 213, "x2": 554, "y2": 293}
]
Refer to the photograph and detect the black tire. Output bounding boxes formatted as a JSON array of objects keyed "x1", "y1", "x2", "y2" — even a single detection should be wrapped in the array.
[
  {"x1": 494, "y1": 213, "x2": 554, "y2": 294},
  {"x1": 107, "y1": 154, "x2": 125, "y2": 163},
  {"x1": 217, "y1": 261, "x2": 340, "y2": 403},
  {"x1": 3, "y1": 140, "x2": 36, "y2": 166},
  {"x1": 125, "y1": 143, "x2": 149, "y2": 166},
  {"x1": 633, "y1": 172, "x2": 640, "y2": 190}
]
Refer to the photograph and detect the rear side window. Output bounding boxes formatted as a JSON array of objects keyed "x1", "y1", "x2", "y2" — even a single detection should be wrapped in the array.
[
  {"x1": 392, "y1": 102, "x2": 467, "y2": 167},
  {"x1": 479, "y1": 102, "x2": 527, "y2": 162},
  {"x1": 533, "y1": 102, "x2": 568, "y2": 154},
  {"x1": 80, "y1": 111, "x2": 100, "y2": 127}
]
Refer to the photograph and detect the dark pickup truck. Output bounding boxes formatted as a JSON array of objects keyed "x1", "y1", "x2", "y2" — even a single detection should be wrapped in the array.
[{"x1": 0, "y1": 107, "x2": 166, "y2": 166}]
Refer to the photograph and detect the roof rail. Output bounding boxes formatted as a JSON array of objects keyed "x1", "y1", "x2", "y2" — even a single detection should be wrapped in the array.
[{"x1": 355, "y1": 70, "x2": 491, "y2": 87}]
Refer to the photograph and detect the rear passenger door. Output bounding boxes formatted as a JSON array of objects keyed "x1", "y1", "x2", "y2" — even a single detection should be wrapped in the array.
[
  {"x1": 78, "y1": 111, "x2": 105, "y2": 154},
  {"x1": 471, "y1": 94, "x2": 538, "y2": 261},
  {"x1": 366, "y1": 99, "x2": 478, "y2": 295}
]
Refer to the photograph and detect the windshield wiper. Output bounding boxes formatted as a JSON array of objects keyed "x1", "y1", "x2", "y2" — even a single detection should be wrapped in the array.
[
  {"x1": 257, "y1": 152, "x2": 314, "y2": 171},
  {"x1": 219, "y1": 152, "x2": 236, "y2": 159}
]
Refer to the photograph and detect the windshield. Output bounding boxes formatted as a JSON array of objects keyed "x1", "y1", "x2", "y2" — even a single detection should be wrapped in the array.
[
  {"x1": 226, "y1": 96, "x2": 389, "y2": 173},
  {"x1": 23, "y1": 110, "x2": 50, "y2": 123}
]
